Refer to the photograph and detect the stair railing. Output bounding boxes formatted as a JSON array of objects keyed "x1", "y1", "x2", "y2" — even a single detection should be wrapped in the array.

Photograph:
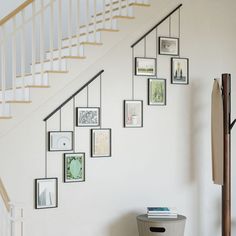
[{"x1": 0, "y1": 178, "x2": 24, "y2": 236}]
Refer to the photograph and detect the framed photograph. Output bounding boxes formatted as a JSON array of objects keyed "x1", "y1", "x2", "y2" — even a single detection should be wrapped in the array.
[
  {"x1": 64, "y1": 153, "x2": 85, "y2": 183},
  {"x1": 148, "y1": 78, "x2": 166, "y2": 105},
  {"x1": 124, "y1": 100, "x2": 143, "y2": 128},
  {"x1": 35, "y1": 178, "x2": 58, "y2": 209},
  {"x1": 135, "y1": 57, "x2": 156, "y2": 76},
  {"x1": 76, "y1": 107, "x2": 100, "y2": 127},
  {"x1": 159, "y1": 37, "x2": 179, "y2": 56},
  {"x1": 171, "y1": 57, "x2": 189, "y2": 85},
  {"x1": 91, "y1": 129, "x2": 112, "y2": 157},
  {"x1": 48, "y1": 131, "x2": 73, "y2": 152}
]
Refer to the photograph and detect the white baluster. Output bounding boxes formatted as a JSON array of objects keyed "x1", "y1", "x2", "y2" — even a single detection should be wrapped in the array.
[
  {"x1": 32, "y1": 1, "x2": 36, "y2": 85},
  {"x1": 10, "y1": 206, "x2": 15, "y2": 236},
  {"x1": 58, "y1": 0, "x2": 62, "y2": 69},
  {"x1": 20, "y1": 208, "x2": 24, "y2": 236},
  {"x1": 77, "y1": 0, "x2": 81, "y2": 55},
  {"x1": 103, "y1": 0, "x2": 106, "y2": 29},
  {"x1": 21, "y1": 10, "x2": 26, "y2": 95},
  {"x1": 119, "y1": 0, "x2": 122, "y2": 16},
  {"x1": 1, "y1": 26, "x2": 6, "y2": 107},
  {"x1": 93, "y1": 0, "x2": 97, "y2": 42},
  {"x1": 50, "y1": 0, "x2": 54, "y2": 70},
  {"x1": 12, "y1": 17, "x2": 16, "y2": 100},
  {"x1": 86, "y1": 0, "x2": 90, "y2": 42},
  {"x1": 110, "y1": 0, "x2": 113, "y2": 29},
  {"x1": 40, "y1": 1, "x2": 45, "y2": 84},
  {"x1": 68, "y1": 0, "x2": 72, "y2": 55},
  {"x1": 126, "y1": 0, "x2": 129, "y2": 16}
]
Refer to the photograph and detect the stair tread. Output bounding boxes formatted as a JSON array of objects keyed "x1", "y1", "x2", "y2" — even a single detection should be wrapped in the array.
[{"x1": 16, "y1": 70, "x2": 68, "y2": 78}]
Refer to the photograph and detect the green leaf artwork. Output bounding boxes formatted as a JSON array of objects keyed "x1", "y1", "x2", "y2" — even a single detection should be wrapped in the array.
[{"x1": 151, "y1": 80, "x2": 164, "y2": 103}]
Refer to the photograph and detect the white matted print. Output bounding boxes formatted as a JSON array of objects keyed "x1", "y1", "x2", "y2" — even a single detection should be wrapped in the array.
[
  {"x1": 76, "y1": 107, "x2": 100, "y2": 127},
  {"x1": 171, "y1": 58, "x2": 189, "y2": 85},
  {"x1": 48, "y1": 131, "x2": 73, "y2": 151},
  {"x1": 159, "y1": 37, "x2": 179, "y2": 56},
  {"x1": 135, "y1": 57, "x2": 156, "y2": 76},
  {"x1": 35, "y1": 178, "x2": 58, "y2": 209},
  {"x1": 91, "y1": 129, "x2": 111, "y2": 157},
  {"x1": 124, "y1": 100, "x2": 143, "y2": 128}
]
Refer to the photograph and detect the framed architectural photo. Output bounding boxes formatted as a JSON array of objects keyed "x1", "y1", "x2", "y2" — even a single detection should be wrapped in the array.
[
  {"x1": 124, "y1": 100, "x2": 143, "y2": 128},
  {"x1": 148, "y1": 79, "x2": 166, "y2": 105},
  {"x1": 76, "y1": 107, "x2": 100, "y2": 127},
  {"x1": 91, "y1": 129, "x2": 112, "y2": 157},
  {"x1": 35, "y1": 178, "x2": 58, "y2": 209},
  {"x1": 135, "y1": 57, "x2": 156, "y2": 76},
  {"x1": 48, "y1": 131, "x2": 73, "y2": 152},
  {"x1": 64, "y1": 153, "x2": 85, "y2": 183},
  {"x1": 159, "y1": 37, "x2": 179, "y2": 56},
  {"x1": 171, "y1": 58, "x2": 189, "y2": 85}
]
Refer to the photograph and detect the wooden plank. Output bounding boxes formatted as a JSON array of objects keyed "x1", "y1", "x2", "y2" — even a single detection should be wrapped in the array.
[
  {"x1": 0, "y1": 0, "x2": 33, "y2": 26},
  {"x1": 0, "y1": 178, "x2": 10, "y2": 212}
]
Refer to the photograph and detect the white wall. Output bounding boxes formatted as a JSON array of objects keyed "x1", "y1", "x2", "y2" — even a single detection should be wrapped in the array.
[
  {"x1": 0, "y1": 0, "x2": 236, "y2": 236},
  {"x1": 0, "y1": 0, "x2": 25, "y2": 19}
]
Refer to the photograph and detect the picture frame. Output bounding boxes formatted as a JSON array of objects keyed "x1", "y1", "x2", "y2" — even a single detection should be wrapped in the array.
[
  {"x1": 171, "y1": 57, "x2": 189, "y2": 85},
  {"x1": 148, "y1": 78, "x2": 166, "y2": 106},
  {"x1": 48, "y1": 131, "x2": 73, "y2": 152},
  {"x1": 159, "y1": 37, "x2": 179, "y2": 56},
  {"x1": 76, "y1": 107, "x2": 100, "y2": 127},
  {"x1": 91, "y1": 129, "x2": 112, "y2": 157},
  {"x1": 64, "y1": 153, "x2": 85, "y2": 183},
  {"x1": 135, "y1": 57, "x2": 156, "y2": 76},
  {"x1": 124, "y1": 100, "x2": 143, "y2": 128},
  {"x1": 35, "y1": 178, "x2": 58, "y2": 209}
]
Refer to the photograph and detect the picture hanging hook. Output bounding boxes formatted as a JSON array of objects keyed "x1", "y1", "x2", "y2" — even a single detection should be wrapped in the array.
[{"x1": 230, "y1": 119, "x2": 236, "y2": 130}]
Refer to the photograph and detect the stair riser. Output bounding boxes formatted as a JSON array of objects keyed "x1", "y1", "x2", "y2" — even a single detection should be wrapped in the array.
[
  {"x1": 31, "y1": 59, "x2": 67, "y2": 74},
  {"x1": 16, "y1": 74, "x2": 49, "y2": 87},
  {"x1": 0, "y1": 88, "x2": 30, "y2": 102}
]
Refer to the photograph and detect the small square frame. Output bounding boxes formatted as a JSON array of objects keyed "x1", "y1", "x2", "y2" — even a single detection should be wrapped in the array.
[
  {"x1": 76, "y1": 107, "x2": 100, "y2": 127},
  {"x1": 64, "y1": 153, "x2": 85, "y2": 183},
  {"x1": 124, "y1": 100, "x2": 143, "y2": 128},
  {"x1": 48, "y1": 131, "x2": 73, "y2": 152},
  {"x1": 159, "y1": 37, "x2": 179, "y2": 56},
  {"x1": 148, "y1": 78, "x2": 167, "y2": 106},
  {"x1": 91, "y1": 128, "x2": 112, "y2": 158},
  {"x1": 171, "y1": 57, "x2": 189, "y2": 85},
  {"x1": 35, "y1": 178, "x2": 58, "y2": 209},
  {"x1": 135, "y1": 57, "x2": 156, "y2": 76}
]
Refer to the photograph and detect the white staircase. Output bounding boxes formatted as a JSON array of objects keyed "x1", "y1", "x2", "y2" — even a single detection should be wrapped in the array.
[{"x1": 0, "y1": 0, "x2": 150, "y2": 119}]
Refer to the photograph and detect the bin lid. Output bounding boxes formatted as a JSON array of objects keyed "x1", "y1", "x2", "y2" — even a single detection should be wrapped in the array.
[{"x1": 137, "y1": 214, "x2": 186, "y2": 223}]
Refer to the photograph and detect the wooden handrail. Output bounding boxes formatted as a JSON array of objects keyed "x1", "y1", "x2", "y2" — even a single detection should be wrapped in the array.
[
  {"x1": 0, "y1": 178, "x2": 10, "y2": 212},
  {"x1": 0, "y1": 0, "x2": 33, "y2": 26}
]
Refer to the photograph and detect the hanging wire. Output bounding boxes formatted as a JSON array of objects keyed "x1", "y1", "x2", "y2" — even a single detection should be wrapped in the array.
[
  {"x1": 73, "y1": 97, "x2": 76, "y2": 152},
  {"x1": 156, "y1": 27, "x2": 158, "y2": 78},
  {"x1": 178, "y1": 8, "x2": 181, "y2": 57},
  {"x1": 59, "y1": 108, "x2": 62, "y2": 131},
  {"x1": 45, "y1": 121, "x2": 48, "y2": 178},
  {"x1": 169, "y1": 16, "x2": 172, "y2": 37},
  {"x1": 87, "y1": 85, "x2": 89, "y2": 107},
  {"x1": 100, "y1": 74, "x2": 102, "y2": 128},
  {"x1": 132, "y1": 47, "x2": 135, "y2": 100}
]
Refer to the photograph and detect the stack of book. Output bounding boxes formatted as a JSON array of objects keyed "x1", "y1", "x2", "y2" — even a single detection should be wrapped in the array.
[{"x1": 147, "y1": 207, "x2": 178, "y2": 218}]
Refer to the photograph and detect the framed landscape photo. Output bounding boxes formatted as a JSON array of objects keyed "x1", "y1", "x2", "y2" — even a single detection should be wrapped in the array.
[
  {"x1": 148, "y1": 79, "x2": 166, "y2": 106},
  {"x1": 48, "y1": 131, "x2": 73, "y2": 152},
  {"x1": 35, "y1": 178, "x2": 58, "y2": 209},
  {"x1": 124, "y1": 100, "x2": 143, "y2": 128},
  {"x1": 159, "y1": 37, "x2": 179, "y2": 56},
  {"x1": 135, "y1": 57, "x2": 156, "y2": 76},
  {"x1": 76, "y1": 107, "x2": 100, "y2": 127},
  {"x1": 171, "y1": 57, "x2": 189, "y2": 85},
  {"x1": 91, "y1": 129, "x2": 112, "y2": 157},
  {"x1": 64, "y1": 153, "x2": 85, "y2": 183}
]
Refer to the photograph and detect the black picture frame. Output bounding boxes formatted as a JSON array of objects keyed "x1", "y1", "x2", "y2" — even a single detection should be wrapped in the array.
[
  {"x1": 91, "y1": 128, "x2": 112, "y2": 158},
  {"x1": 48, "y1": 131, "x2": 73, "y2": 152},
  {"x1": 171, "y1": 57, "x2": 189, "y2": 85},
  {"x1": 135, "y1": 57, "x2": 157, "y2": 76},
  {"x1": 124, "y1": 100, "x2": 143, "y2": 128},
  {"x1": 148, "y1": 78, "x2": 167, "y2": 106},
  {"x1": 64, "y1": 153, "x2": 85, "y2": 183},
  {"x1": 76, "y1": 107, "x2": 100, "y2": 127},
  {"x1": 159, "y1": 37, "x2": 179, "y2": 56},
  {"x1": 35, "y1": 178, "x2": 58, "y2": 209}
]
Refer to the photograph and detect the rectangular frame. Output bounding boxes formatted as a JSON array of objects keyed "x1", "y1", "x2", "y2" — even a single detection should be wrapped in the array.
[
  {"x1": 64, "y1": 153, "x2": 85, "y2": 183},
  {"x1": 159, "y1": 37, "x2": 179, "y2": 56},
  {"x1": 48, "y1": 131, "x2": 73, "y2": 152},
  {"x1": 76, "y1": 107, "x2": 100, "y2": 127},
  {"x1": 148, "y1": 78, "x2": 167, "y2": 106},
  {"x1": 35, "y1": 178, "x2": 58, "y2": 209},
  {"x1": 91, "y1": 129, "x2": 112, "y2": 158},
  {"x1": 171, "y1": 57, "x2": 189, "y2": 85},
  {"x1": 135, "y1": 57, "x2": 156, "y2": 76},
  {"x1": 124, "y1": 100, "x2": 143, "y2": 128}
]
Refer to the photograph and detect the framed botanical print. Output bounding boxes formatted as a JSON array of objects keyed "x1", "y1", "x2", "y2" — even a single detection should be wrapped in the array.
[
  {"x1": 171, "y1": 57, "x2": 189, "y2": 85},
  {"x1": 135, "y1": 57, "x2": 156, "y2": 76},
  {"x1": 148, "y1": 78, "x2": 166, "y2": 105}
]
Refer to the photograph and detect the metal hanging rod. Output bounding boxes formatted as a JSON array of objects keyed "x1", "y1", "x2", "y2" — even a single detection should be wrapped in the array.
[
  {"x1": 43, "y1": 70, "x2": 105, "y2": 121},
  {"x1": 131, "y1": 4, "x2": 183, "y2": 48},
  {"x1": 230, "y1": 119, "x2": 236, "y2": 130}
]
